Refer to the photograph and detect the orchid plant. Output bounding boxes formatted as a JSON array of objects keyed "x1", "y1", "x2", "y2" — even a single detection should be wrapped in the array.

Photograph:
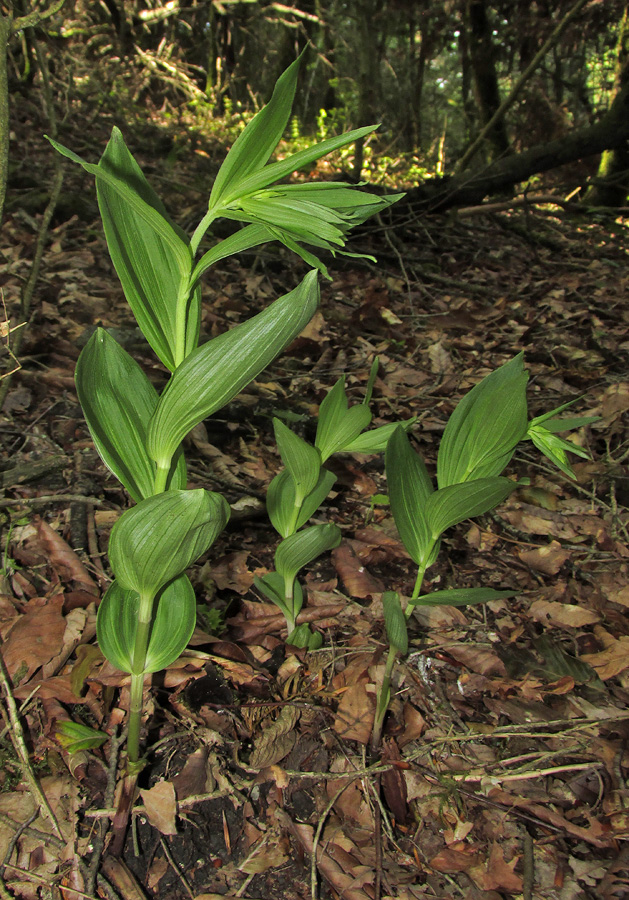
[{"x1": 49, "y1": 55, "x2": 401, "y2": 768}]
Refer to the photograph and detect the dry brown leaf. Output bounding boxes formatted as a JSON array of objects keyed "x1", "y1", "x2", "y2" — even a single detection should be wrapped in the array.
[
  {"x1": 2, "y1": 595, "x2": 66, "y2": 682},
  {"x1": 34, "y1": 518, "x2": 98, "y2": 589},
  {"x1": 430, "y1": 844, "x2": 481, "y2": 873},
  {"x1": 442, "y1": 642, "x2": 507, "y2": 677},
  {"x1": 332, "y1": 543, "x2": 384, "y2": 599},
  {"x1": 238, "y1": 831, "x2": 290, "y2": 874},
  {"x1": 468, "y1": 841, "x2": 523, "y2": 893},
  {"x1": 171, "y1": 747, "x2": 212, "y2": 800},
  {"x1": 529, "y1": 599, "x2": 600, "y2": 628},
  {"x1": 140, "y1": 780, "x2": 178, "y2": 835},
  {"x1": 333, "y1": 681, "x2": 374, "y2": 744},
  {"x1": 581, "y1": 628, "x2": 629, "y2": 679},
  {"x1": 207, "y1": 551, "x2": 254, "y2": 594},
  {"x1": 249, "y1": 705, "x2": 300, "y2": 769},
  {"x1": 518, "y1": 540, "x2": 571, "y2": 575}
]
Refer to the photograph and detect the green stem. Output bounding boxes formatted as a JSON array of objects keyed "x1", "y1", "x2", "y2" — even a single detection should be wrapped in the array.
[
  {"x1": 153, "y1": 460, "x2": 171, "y2": 495},
  {"x1": 371, "y1": 644, "x2": 398, "y2": 754},
  {"x1": 190, "y1": 207, "x2": 220, "y2": 256},
  {"x1": 406, "y1": 539, "x2": 438, "y2": 618},
  {"x1": 284, "y1": 578, "x2": 296, "y2": 634},
  {"x1": 173, "y1": 282, "x2": 191, "y2": 369},
  {"x1": 126, "y1": 591, "x2": 155, "y2": 766}
]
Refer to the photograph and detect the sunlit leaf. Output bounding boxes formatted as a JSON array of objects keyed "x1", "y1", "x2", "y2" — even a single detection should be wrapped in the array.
[
  {"x1": 49, "y1": 130, "x2": 198, "y2": 370},
  {"x1": 437, "y1": 354, "x2": 529, "y2": 487},
  {"x1": 148, "y1": 271, "x2": 319, "y2": 468},
  {"x1": 343, "y1": 418, "x2": 416, "y2": 454},
  {"x1": 76, "y1": 329, "x2": 186, "y2": 501}
]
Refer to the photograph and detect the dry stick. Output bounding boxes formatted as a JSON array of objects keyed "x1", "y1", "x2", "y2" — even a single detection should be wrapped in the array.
[
  {"x1": 455, "y1": 0, "x2": 590, "y2": 174},
  {"x1": 84, "y1": 729, "x2": 125, "y2": 895},
  {"x1": 310, "y1": 780, "x2": 354, "y2": 900},
  {"x1": 0, "y1": 645, "x2": 63, "y2": 839}
]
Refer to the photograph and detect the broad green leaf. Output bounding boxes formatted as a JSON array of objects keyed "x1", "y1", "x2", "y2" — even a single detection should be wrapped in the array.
[
  {"x1": 382, "y1": 591, "x2": 408, "y2": 655},
  {"x1": 254, "y1": 572, "x2": 304, "y2": 623},
  {"x1": 148, "y1": 271, "x2": 319, "y2": 467},
  {"x1": 426, "y1": 477, "x2": 517, "y2": 539},
  {"x1": 287, "y1": 624, "x2": 323, "y2": 650},
  {"x1": 437, "y1": 354, "x2": 529, "y2": 487},
  {"x1": 410, "y1": 587, "x2": 519, "y2": 607},
  {"x1": 210, "y1": 53, "x2": 304, "y2": 208},
  {"x1": 385, "y1": 426, "x2": 434, "y2": 566},
  {"x1": 49, "y1": 130, "x2": 198, "y2": 370},
  {"x1": 267, "y1": 468, "x2": 337, "y2": 538},
  {"x1": 275, "y1": 524, "x2": 342, "y2": 588},
  {"x1": 273, "y1": 419, "x2": 321, "y2": 507},
  {"x1": 97, "y1": 575, "x2": 196, "y2": 674},
  {"x1": 315, "y1": 377, "x2": 347, "y2": 457},
  {"x1": 342, "y1": 419, "x2": 416, "y2": 454},
  {"x1": 314, "y1": 378, "x2": 372, "y2": 461},
  {"x1": 109, "y1": 489, "x2": 230, "y2": 598},
  {"x1": 76, "y1": 329, "x2": 186, "y2": 501},
  {"x1": 190, "y1": 224, "x2": 275, "y2": 288}
]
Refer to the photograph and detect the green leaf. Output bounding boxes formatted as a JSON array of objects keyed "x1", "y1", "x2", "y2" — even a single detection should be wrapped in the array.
[
  {"x1": 267, "y1": 468, "x2": 337, "y2": 538},
  {"x1": 148, "y1": 271, "x2": 319, "y2": 468},
  {"x1": 49, "y1": 129, "x2": 198, "y2": 371},
  {"x1": 528, "y1": 426, "x2": 589, "y2": 479},
  {"x1": 273, "y1": 419, "x2": 321, "y2": 507},
  {"x1": 108, "y1": 489, "x2": 230, "y2": 598},
  {"x1": 385, "y1": 426, "x2": 434, "y2": 566},
  {"x1": 426, "y1": 477, "x2": 517, "y2": 539},
  {"x1": 382, "y1": 591, "x2": 408, "y2": 655},
  {"x1": 437, "y1": 354, "x2": 529, "y2": 487},
  {"x1": 410, "y1": 587, "x2": 520, "y2": 607},
  {"x1": 314, "y1": 378, "x2": 373, "y2": 461},
  {"x1": 342, "y1": 418, "x2": 416, "y2": 454},
  {"x1": 275, "y1": 524, "x2": 342, "y2": 588},
  {"x1": 97, "y1": 575, "x2": 196, "y2": 674},
  {"x1": 190, "y1": 224, "x2": 275, "y2": 287},
  {"x1": 76, "y1": 329, "x2": 186, "y2": 501},
  {"x1": 254, "y1": 572, "x2": 304, "y2": 624},
  {"x1": 55, "y1": 721, "x2": 109, "y2": 753},
  {"x1": 219, "y1": 124, "x2": 378, "y2": 204},
  {"x1": 210, "y1": 53, "x2": 304, "y2": 208},
  {"x1": 286, "y1": 624, "x2": 323, "y2": 650}
]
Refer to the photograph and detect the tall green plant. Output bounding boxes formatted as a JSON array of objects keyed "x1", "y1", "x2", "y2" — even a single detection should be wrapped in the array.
[
  {"x1": 50, "y1": 56, "x2": 402, "y2": 768},
  {"x1": 372, "y1": 355, "x2": 596, "y2": 751}
]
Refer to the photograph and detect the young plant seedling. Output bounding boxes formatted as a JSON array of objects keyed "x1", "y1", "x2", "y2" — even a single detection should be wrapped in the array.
[
  {"x1": 372, "y1": 354, "x2": 597, "y2": 751},
  {"x1": 256, "y1": 360, "x2": 414, "y2": 649},
  {"x1": 49, "y1": 56, "x2": 403, "y2": 767}
]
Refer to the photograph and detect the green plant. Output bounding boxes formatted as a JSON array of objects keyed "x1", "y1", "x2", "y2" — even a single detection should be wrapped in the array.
[
  {"x1": 372, "y1": 353, "x2": 597, "y2": 751},
  {"x1": 48, "y1": 56, "x2": 402, "y2": 768},
  {"x1": 255, "y1": 360, "x2": 414, "y2": 649}
]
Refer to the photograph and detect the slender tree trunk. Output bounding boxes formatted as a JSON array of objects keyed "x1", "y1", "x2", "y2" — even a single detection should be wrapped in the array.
[{"x1": 464, "y1": 0, "x2": 510, "y2": 163}]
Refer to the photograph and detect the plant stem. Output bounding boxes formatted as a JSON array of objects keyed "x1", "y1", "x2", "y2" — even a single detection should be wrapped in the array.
[
  {"x1": 153, "y1": 460, "x2": 171, "y2": 494},
  {"x1": 174, "y1": 282, "x2": 191, "y2": 369},
  {"x1": 406, "y1": 539, "x2": 437, "y2": 618},
  {"x1": 126, "y1": 590, "x2": 155, "y2": 765},
  {"x1": 190, "y1": 207, "x2": 219, "y2": 256},
  {"x1": 371, "y1": 644, "x2": 398, "y2": 754},
  {"x1": 127, "y1": 673, "x2": 145, "y2": 766}
]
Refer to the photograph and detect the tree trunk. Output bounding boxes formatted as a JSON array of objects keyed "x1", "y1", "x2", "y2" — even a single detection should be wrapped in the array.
[{"x1": 463, "y1": 0, "x2": 510, "y2": 163}]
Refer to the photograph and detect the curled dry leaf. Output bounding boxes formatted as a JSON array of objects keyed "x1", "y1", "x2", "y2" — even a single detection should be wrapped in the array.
[
  {"x1": 2, "y1": 595, "x2": 66, "y2": 682},
  {"x1": 518, "y1": 540, "x2": 571, "y2": 575},
  {"x1": 139, "y1": 780, "x2": 178, "y2": 835},
  {"x1": 333, "y1": 681, "x2": 374, "y2": 744},
  {"x1": 529, "y1": 599, "x2": 600, "y2": 628}
]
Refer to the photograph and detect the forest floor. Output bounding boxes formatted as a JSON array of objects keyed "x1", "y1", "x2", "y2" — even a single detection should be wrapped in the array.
[{"x1": 1, "y1": 108, "x2": 629, "y2": 900}]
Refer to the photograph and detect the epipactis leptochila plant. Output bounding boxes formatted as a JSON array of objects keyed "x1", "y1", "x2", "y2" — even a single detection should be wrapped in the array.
[
  {"x1": 256, "y1": 359, "x2": 415, "y2": 649},
  {"x1": 48, "y1": 55, "x2": 402, "y2": 768},
  {"x1": 372, "y1": 353, "x2": 597, "y2": 751}
]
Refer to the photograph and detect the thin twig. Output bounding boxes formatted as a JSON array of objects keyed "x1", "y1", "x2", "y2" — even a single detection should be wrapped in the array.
[
  {"x1": 0, "y1": 645, "x2": 63, "y2": 839},
  {"x1": 85, "y1": 728, "x2": 125, "y2": 894}
]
